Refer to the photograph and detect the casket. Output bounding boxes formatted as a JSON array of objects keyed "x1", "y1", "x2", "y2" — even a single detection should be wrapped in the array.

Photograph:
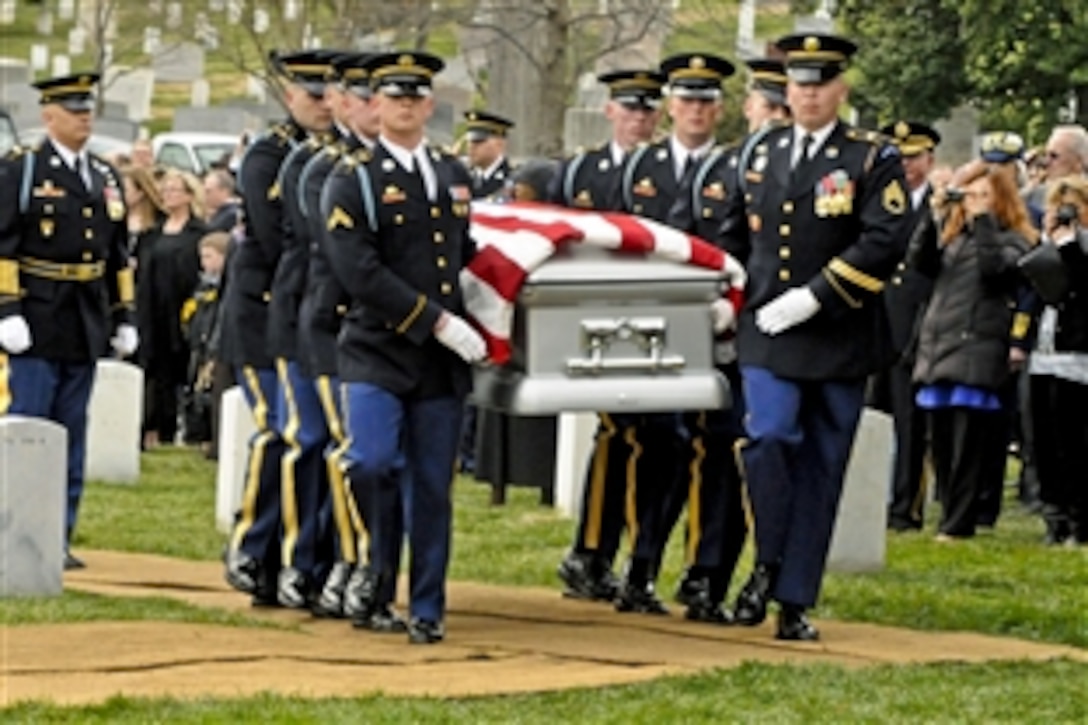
[{"x1": 472, "y1": 245, "x2": 730, "y2": 415}]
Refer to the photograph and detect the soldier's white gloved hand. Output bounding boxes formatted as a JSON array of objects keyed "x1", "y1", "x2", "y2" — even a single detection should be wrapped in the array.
[
  {"x1": 0, "y1": 315, "x2": 32, "y2": 354},
  {"x1": 434, "y1": 313, "x2": 487, "y2": 363},
  {"x1": 755, "y1": 286, "x2": 821, "y2": 336},
  {"x1": 110, "y1": 324, "x2": 139, "y2": 357},
  {"x1": 710, "y1": 298, "x2": 736, "y2": 334}
]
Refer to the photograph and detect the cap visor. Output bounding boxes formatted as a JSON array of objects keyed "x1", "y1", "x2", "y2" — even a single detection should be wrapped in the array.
[{"x1": 58, "y1": 97, "x2": 95, "y2": 112}]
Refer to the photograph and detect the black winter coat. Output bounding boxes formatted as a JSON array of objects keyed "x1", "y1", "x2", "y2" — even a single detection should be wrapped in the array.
[{"x1": 911, "y1": 213, "x2": 1031, "y2": 390}]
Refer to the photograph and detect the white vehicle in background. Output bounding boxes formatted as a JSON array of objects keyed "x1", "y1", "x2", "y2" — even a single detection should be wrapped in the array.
[{"x1": 153, "y1": 131, "x2": 239, "y2": 176}]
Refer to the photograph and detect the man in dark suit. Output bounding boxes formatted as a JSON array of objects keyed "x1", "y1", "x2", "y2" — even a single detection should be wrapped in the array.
[
  {"x1": 323, "y1": 51, "x2": 486, "y2": 644},
  {"x1": 0, "y1": 73, "x2": 137, "y2": 570},
  {"x1": 874, "y1": 121, "x2": 940, "y2": 532},
  {"x1": 464, "y1": 110, "x2": 514, "y2": 200},
  {"x1": 552, "y1": 68, "x2": 665, "y2": 603},
  {"x1": 221, "y1": 50, "x2": 333, "y2": 606},
  {"x1": 720, "y1": 34, "x2": 910, "y2": 640}
]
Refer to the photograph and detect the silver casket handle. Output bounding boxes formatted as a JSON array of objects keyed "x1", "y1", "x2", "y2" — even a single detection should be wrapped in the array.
[{"x1": 566, "y1": 316, "x2": 686, "y2": 375}]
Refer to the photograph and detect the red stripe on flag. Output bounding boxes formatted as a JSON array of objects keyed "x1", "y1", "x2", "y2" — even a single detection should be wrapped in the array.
[
  {"x1": 472, "y1": 213, "x2": 586, "y2": 245},
  {"x1": 688, "y1": 237, "x2": 725, "y2": 270},
  {"x1": 468, "y1": 245, "x2": 531, "y2": 301},
  {"x1": 600, "y1": 212, "x2": 656, "y2": 254}
]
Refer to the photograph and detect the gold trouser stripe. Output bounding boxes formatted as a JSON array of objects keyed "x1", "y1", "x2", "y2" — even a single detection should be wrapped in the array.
[
  {"x1": 685, "y1": 412, "x2": 708, "y2": 567},
  {"x1": 584, "y1": 412, "x2": 618, "y2": 550},
  {"x1": 0, "y1": 352, "x2": 11, "y2": 414},
  {"x1": 338, "y1": 381, "x2": 369, "y2": 563},
  {"x1": 623, "y1": 425, "x2": 643, "y2": 551},
  {"x1": 230, "y1": 366, "x2": 274, "y2": 551},
  {"x1": 316, "y1": 375, "x2": 356, "y2": 563},
  {"x1": 732, "y1": 437, "x2": 756, "y2": 541},
  {"x1": 277, "y1": 358, "x2": 302, "y2": 568}
]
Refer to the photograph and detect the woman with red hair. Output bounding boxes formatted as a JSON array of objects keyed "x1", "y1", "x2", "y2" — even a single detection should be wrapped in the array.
[{"x1": 910, "y1": 160, "x2": 1037, "y2": 540}]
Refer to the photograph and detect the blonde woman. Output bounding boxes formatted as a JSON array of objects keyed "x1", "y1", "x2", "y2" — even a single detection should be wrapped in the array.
[{"x1": 144, "y1": 169, "x2": 209, "y2": 445}]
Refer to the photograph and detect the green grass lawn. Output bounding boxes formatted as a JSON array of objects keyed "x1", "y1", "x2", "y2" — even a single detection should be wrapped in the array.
[{"x1": 3, "y1": 448, "x2": 1085, "y2": 721}]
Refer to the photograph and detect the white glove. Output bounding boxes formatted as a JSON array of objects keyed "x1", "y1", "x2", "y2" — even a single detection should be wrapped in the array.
[
  {"x1": 755, "y1": 287, "x2": 821, "y2": 336},
  {"x1": 710, "y1": 298, "x2": 736, "y2": 334},
  {"x1": 434, "y1": 314, "x2": 487, "y2": 363},
  {"x1": 110, "y1": 323, "x2": 139, "y2": 357},
  {"x1": 0, "y1": 315, "x2": 32, "y2": 354}
]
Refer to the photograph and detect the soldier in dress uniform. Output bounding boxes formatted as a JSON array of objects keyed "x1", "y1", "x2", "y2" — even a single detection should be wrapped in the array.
[
  {"x1": 552, "y1": 68, "x2": 665, "y2": 602},
  {"x1": 609, "y1": 52, "x2": 735, "y2": 616},
  {"x1": 297, "y1": 52, "x2": 382, "y2": 619},
  {"x1": 654, "y1": 56, "x2": 791, "y2": 624},
  {"x1": 222, "y1": 50, "x2": 333, "y2": 606},
  {"x1": 322, "y1": 51, "x2": 486, "y2": 644},
  {"x1": 720, "y1": 34, "x2": 910, "y2": 640},
  {"x1": 0, "y1": 73, "x2": 137, "y2": 569},
  {"x1": 742, "y1": 59, "x2": 791, "y2": 132},
  {"x1": 463, "y1": 110, "x2": 515, "y2": 200},
  {"x1": 264, "y1": 50, "x2": 341, "y2": 610},
  {"x1": 548, "y1": 69, "x2": 664, "y2": 209},
  {"x1": 873, "y1": 121, "x2": 940, "y2": 532}
]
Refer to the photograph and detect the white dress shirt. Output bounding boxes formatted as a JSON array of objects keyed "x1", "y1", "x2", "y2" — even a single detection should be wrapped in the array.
[
  {"x1": 791, "y1": 121, "x2": 837, "y2": 168},
  {"x1": 380, "y1": 135, "x2": 437, "y2": 200}
]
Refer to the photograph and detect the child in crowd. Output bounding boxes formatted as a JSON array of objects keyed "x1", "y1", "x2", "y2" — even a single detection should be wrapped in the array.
[{"x1": 180, "y1": 231, "x2": 229, "y2": 450}]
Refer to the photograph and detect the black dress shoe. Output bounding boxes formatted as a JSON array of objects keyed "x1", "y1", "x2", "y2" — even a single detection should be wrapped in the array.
[
  {"x1": 733, "y1": 563, "x2": 777, "y2": 626},
  {"x1": 250, "y1": 566, "x2": 282, "y2": 608},
  {"x1": 776, "y1": 604, "x2": 819, "y2": 641},
  {"x1": 224, "y1": 549, "x2": 259, "y2": 594},
  {"x1": 674, "y1": 574, "x2": 703, "y2": 607},
  {"x1": 277, "y1": 567, "x2": 312, "y2": 609},
  {"x1": 683, "y1": 581, "x2": 734, "y2": 625},
  {"x1": 354, "y1": 604, "x2": 408, "y2": 633},
  {"x1": 887, "y1": 518, "x2": 922, "y2": 533},
  {"x1": 311, "y1": 562, "x2": 352, "y2": 618},
  {"x1": 408, "y1": 618, "x2": 445, "y2": 644},
  {"x1": 63, "y1": 552, "x2": 86, "y2": 571},
  {"x1": 558, "y1": 553, "x2": 617, "y2": 602},
  {"x1": 614, "y1": 580, "x2": 669, "y2": 615}
]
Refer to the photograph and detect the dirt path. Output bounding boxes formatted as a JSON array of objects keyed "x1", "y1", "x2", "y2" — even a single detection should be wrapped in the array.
[{"x1": 2, "y1": 550, "x2": 1084, "y2": 706}]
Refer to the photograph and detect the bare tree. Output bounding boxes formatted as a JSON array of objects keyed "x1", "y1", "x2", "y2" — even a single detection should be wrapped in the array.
[{"x1": 463, "y1": 0, "x2": 673, "y2": 156}]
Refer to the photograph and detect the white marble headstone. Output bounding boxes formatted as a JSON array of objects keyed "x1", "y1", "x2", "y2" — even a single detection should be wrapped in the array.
[
  {"x1": 552, "y1": 412, "x2": 598, "y2": 518},
  {"x1": 827, "y1": 409, "x2": 893, "y2": 572},
  {"x1": 0, "y1": 416, "x2": 67, "y2": 597},
  {"x1": 215, "y1": 386, "x2": 257, "y2": 533},
  {"x1": 85, "y1": 359, "x2": 143, "y2": 484}
]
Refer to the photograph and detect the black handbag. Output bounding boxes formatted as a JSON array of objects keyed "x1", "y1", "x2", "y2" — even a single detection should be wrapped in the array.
[{"x1": 1018, "y1": 241, "x2": 1070, "y2": 305}]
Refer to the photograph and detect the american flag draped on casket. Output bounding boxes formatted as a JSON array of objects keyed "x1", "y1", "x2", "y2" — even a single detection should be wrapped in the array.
[{"x1": 462, "y1": 202, "x2": 746, "y2": 366}]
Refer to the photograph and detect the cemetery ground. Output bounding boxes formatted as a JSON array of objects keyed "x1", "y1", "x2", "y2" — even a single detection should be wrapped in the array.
[{"x1": 1, "y1": 449, "x2": 1086, "y2": 722}]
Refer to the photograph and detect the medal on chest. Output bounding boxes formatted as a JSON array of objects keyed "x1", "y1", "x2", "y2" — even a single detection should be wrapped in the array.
[{"x1": 814, "y1": 169, "x2": 854, "y2": 218}]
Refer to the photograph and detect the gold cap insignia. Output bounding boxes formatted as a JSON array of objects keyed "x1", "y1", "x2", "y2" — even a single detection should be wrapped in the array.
[
  {"x1": 803, "y1": 36, "x2": 820, "y2": 52},
  {"x1": 468, "y1": 111, "x2": 477, "y2": 121},
  {"x1": 691, "y1": 56, "x2": 706, "y2": 70},
  {"x1": 398, "y1": 54, "x2": 414, "y2": 66},
  {"x1": 894, "y1": 121, "x2": 910, "y2": 139}
]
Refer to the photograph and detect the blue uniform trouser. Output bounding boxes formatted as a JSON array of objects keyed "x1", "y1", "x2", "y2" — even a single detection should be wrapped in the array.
[
  {"x1": 230, "y1": 365, "x2": 285, "y2": 566},
  {"x1": 5, "y1": 356, "x2": 94, "y2": 544},
  {"x1": 276, "y1": 359, "x2": 330, "y2": 579},
  {"x1": 342, "y1": 382, "x2": 463, "y2": 623},
  {"x1": 740, "y1": 365, "x2": 866, "y2": 608},
  {"x1": 313, "y1": 374, "x2": 362, "y2": 569}
]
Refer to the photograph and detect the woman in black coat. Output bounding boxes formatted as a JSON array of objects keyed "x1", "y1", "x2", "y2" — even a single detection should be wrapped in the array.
[
  {"x1": 145, "y1": 169, "x2": 208, "y2": 445},
  {"x1": 1026, "y1": 177, "x2": 1088, "y2": 545},
  {"x1": 911, "y1": 160, "x2": 1035, "y2": 540}
]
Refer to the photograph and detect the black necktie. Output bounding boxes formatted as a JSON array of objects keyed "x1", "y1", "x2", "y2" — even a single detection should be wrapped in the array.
[
  {"x1": 793, "y1": 134, "x2": 815, "y2": 177},
  {"x1": 678, "y1": 153, "x2": 699, "y2": 187},
  {"x1": 73, "y1": 155, "x2": 89, "y2": 189}
]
